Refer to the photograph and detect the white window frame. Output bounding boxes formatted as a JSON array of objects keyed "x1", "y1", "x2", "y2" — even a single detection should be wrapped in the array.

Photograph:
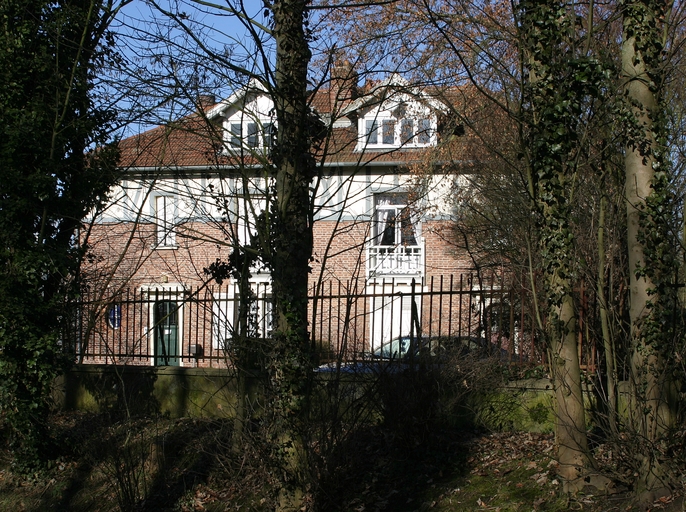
[
  {"x1": 357, "y1": 109, "x2": 435, "y2": 151},
  {"x1": 368, "y1": 193, "x2": 424, "y2": 278},
  {"x1": 373, "y1": 194, "x2": 420, "y2": 247},
  {"x1": 382, "y1": 119, "x2": 396, "y2": 144},
  {"x1": 226, "y1": 118, "x2": 275, "y2": 151},
  {"x1": 417, "y1": 118, "x2": 431, "y2": 144},
  {"x1": 229, "y1": 122, "x2": 242, "y2": 148},
  {"x1": 155, "y1": 195, "x2": 176, "y2": 248}
]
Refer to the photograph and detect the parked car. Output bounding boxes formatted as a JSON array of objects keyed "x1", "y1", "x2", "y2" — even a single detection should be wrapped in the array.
[
  {"x1": 370, "y1": 334, "x2": 502, "y2": 361},
  {"x1": 369, "y1": 335, "x2": 424, "y2": 360},
  {"x1": 314, "y1": 335, "x2": 424, "y2": 375},
  {"x1": 315, "y1": 334, "x2": 509, "y2": 375},
  {"x1": 430, "y1": 335, "x2": 511, "y2": 361}
]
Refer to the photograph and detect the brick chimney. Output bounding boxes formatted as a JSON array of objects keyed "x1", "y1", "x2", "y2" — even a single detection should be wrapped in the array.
[
  {"x1": 329, "y1": 60, "x2": 358, "y2": 111},
  {"x1": 197, "y1": 94, "x2": 216, "y2": 110}
]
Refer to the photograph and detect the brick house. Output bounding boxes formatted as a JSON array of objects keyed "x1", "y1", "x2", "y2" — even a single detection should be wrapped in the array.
[{"x1": 80, "y1": 69, "x2": 484, "y2": 367}]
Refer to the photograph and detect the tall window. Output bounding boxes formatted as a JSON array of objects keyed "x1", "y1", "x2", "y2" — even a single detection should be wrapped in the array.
[
  {"x1": 373, "y1": 194, "x2": 418, "y2": 246},
  {"x1": 247, "y1": 122, "x2": 259, "y2": 148},
  {"x1": 155, "y1": 195, "x2": 176, "y2": 247},
  {"x1": 382, "y1": 119, "x2": 395, "y2": 145},
  {"x1": 230, "y1": 123, "x2": 242, "y2": 148},
  {"x1": 400, "y1": 119, "x2": 414, "y2": 144}
]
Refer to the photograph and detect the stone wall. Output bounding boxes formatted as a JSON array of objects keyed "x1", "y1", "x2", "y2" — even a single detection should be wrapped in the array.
[{"x1": 54, "y1": 365, "x2": 242, "y2": 418}]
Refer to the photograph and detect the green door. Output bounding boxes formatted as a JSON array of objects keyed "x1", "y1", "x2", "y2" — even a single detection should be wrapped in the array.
[{"x1": 154, "y1": 300, "x2": 179, "y2": 366}]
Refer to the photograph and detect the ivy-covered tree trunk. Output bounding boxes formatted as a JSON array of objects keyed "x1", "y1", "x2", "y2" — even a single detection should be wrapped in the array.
[
  {"x1": 0, "y1": 0, "x2": 120, "y2": 468},
  {"x1": 269, "y1": 1, "x2": 316, "y2": 509},
  {"x1": 518, "y1": 0, "x2": 606, "y2": 492},
  {"x1": 621, "y1": 0, "x2": 678, "y2": 502}
]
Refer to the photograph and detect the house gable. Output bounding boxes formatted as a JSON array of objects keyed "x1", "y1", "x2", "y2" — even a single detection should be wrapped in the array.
[
  {"x1": 338, "y1": 75, "x2": 447, "y2": 153},
  {"x1": 214, "y1": 89, "x2": 276, "y2": 154}
]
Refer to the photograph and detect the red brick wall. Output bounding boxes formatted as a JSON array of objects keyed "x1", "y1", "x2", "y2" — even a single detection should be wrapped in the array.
[
  {"x1": 80, "y1": 216, "x2": 477, "y2": 366},
  {"x1": 423, "y1": 220, "x2": 474, "y2": 280},
  {"x1": 308, "y1": 218, "x2": 474, "y2": 288},
  {"x1": 84, "y1": 220, "x2": 231, "y2": 290},
  {"x1": 85, "y1": 216, "x2": 473, "y2": 290}
]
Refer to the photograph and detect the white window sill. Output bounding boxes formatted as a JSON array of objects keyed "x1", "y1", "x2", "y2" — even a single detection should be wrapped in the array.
[{"x1": 355, "y1": 143, "x2": 433, "y2": 152}]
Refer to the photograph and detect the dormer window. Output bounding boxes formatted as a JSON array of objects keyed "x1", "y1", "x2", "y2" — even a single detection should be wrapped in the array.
[
  {"x1": 227, "y1": 120, "x2": 274, "y2": 150},
  {"x1": 417, "y1": 119, "x2": 431, "y2": 144},
  {"x1": 358, "y1": 113, "x2": 435, "y2": 150},
  {"x1": 247, "y1": 123, "x2": 259, "y2": 148},
  {"x1": 400, "y1": 119, "x2": 414, "y2": 144},
  {"x1": 382, "y1": 120, "x2": 395, "y2": 144},
  {"x1": 230, "y1": 123, "x2": 242, "y2": 147}
]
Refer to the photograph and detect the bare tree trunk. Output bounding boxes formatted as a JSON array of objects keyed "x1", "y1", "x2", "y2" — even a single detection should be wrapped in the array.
[{"x1": 597, "y1": 194, "x2": 618, "y2": 436}]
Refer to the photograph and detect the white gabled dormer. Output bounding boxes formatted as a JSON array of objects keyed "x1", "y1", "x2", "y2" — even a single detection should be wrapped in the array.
[
  {"x1": 359, "y1": 100, "x2": 435, "y2": 150},
  {"x1": 207, "y1": 80, "x2": 276, "y2": 153},
  {"x1": 224, "y1": 95, "x2": 275, "y2": 152},
  {"x1": 344, "y1": 75, "x2": 446, "y2": 152}
]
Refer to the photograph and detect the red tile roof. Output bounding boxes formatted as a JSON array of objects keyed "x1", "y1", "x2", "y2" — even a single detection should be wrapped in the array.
[
  {"x1": 118, "y1": 88, "x2": 443, "y2": 170},
  {"x1": 118, "y1": 114, "x2": 226, "y2": 169}
]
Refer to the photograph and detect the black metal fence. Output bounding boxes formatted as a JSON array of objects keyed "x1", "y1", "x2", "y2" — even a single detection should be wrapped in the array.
[{"x1": 68, "y1": 274, "x2": 596, "y2": 370}]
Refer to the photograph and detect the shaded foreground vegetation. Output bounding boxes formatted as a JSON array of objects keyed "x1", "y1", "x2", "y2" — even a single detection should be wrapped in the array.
[{"x1": 1, "y1": 409, "x2": 684, "y2": 512}]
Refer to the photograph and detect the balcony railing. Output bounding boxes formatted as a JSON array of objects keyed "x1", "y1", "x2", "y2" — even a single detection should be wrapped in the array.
[{"x1": 367, "y1": 244, "x2": 423, "y2": 277}]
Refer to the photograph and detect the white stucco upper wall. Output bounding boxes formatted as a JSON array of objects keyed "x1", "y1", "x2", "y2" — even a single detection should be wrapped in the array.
[
  {"x1": 95, "y1": 79, "x2": 462, "y2": 230},
  {"x1": 94, "y1": 167, "x2": 461, "y2": 227}
]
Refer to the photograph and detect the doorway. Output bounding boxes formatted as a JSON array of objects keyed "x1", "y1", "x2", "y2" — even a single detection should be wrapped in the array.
[{"x1": 154, "y1": 300, "x2": 180, "y2": 366}]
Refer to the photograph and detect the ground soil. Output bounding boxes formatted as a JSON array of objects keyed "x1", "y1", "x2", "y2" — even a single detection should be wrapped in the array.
[{"x1": 0, "y1": 412, "x2": 683, "y2": 511}]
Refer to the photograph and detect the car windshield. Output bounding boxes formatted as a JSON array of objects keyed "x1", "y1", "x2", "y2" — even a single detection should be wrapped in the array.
[{"x1": 372, "y1": 336, "x2": 415, "y2": 359}]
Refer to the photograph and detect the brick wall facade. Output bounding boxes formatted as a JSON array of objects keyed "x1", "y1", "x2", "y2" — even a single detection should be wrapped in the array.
[
  {"x1": 85, "y1": 216, "x2": 474, "y2": 291},
  {"x1": 79, "y1": 214, "x2": 478, "y2": 367}
]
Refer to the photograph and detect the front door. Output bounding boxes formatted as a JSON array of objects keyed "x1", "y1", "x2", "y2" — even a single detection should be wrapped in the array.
[{"x1": 154, "y1": 300, "x2": 179, "y2": 366}]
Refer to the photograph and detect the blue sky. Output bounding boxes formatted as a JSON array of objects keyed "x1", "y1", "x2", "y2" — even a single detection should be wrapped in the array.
[
  {"x1": 107, "y1": 0, "x2": 275, "y2": 137},
  {"x1": 104, "y1": 0, "x2": 341, "y2": 139}
]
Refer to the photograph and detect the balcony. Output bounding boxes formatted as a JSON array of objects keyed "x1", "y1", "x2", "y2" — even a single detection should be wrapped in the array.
[{"x1": 367, "y1": 244, "x2": 424, "y2": 277}]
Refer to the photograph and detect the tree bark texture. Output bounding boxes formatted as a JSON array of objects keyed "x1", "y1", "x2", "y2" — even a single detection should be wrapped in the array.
[
  {"x1": 550, "y1": 294, "x2": 591, "y2": 489},
  {"x1": 270, "y1": 1, "x2": 315, "y2": 510},
  {"x1": 518, "y1": 0, "x2": 594, "y2": 491},
  {"x1": 621, "y1": 0, "x2": 676, "y2": 500}
]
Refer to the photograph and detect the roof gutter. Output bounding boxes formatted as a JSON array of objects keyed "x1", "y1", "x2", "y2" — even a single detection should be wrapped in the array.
[{"x1": 121, "y1": 159, "x2": 467, "y2": 175}]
